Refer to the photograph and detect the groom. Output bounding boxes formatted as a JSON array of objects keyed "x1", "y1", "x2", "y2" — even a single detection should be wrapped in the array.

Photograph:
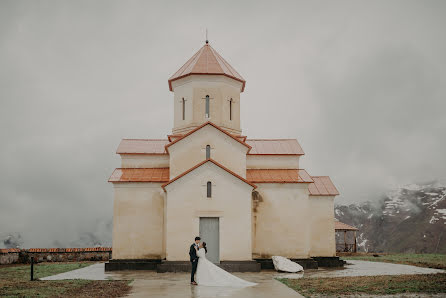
[{"x1": 189, "y1": 236, "x2": 200, "y2": 285}]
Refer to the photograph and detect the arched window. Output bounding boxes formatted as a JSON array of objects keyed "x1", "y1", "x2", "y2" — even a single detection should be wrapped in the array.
[
  {"x1": 182, "y1": 98, "x2": 185, "y2": 120},
  {"x1": 229, "y1": 98, "x2": 233, "y2": 121},
  {"x1": 207, "y1": 181, "x2": 212, "y2": 198},
  {"x1": 205, "y1": 95, "x2": 210, "y2": 118},
  {"x1": 206, "y1": 145, "x2": 211, "y2": 159}
]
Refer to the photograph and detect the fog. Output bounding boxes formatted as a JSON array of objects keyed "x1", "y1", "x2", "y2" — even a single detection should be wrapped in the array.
[{"x1": 1, "y1": 0, "x2": 445, "y2": 247}]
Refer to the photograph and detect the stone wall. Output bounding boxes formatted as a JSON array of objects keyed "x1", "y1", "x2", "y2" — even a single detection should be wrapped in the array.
[
  {"x1": 0, "y1": 247, "x2": 111, "y2": 265},
  {"x1": 0, "y1": 248, "x2": 20, "y2": 265}
]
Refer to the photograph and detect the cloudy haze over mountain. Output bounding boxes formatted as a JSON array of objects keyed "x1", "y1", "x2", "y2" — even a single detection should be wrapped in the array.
[{"x1": 1, "y1": 0, "x2": 445, "y2": 247}]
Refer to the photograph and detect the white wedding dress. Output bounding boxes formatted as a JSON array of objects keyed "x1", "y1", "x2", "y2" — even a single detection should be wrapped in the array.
[{"x1": 195, "y1": 248, "x2": 257, "y2": 287}]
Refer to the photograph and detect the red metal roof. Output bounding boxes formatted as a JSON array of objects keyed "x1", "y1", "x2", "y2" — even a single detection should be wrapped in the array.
[
  {"x1": 246, "y1": 169, "x2": 313, "y2": 183},
  {"x1": 168, "y1": 43, "x2": 246, "y2": 92},
  {"x1": 116, "y1": 136, "x2": 304, "y2": 156},
  {"x1": 162, "y1": 159, "x2": 256, "y2": 191},
  {"x1": 335, "y1": 221, "x2": 358, "y2": 231},
  {"x1": 109, "y1": 168, "x2": 170, "y2": 182},
  {"x1": 308, "y1": 176, "x2": 339, "y2": 196},
  {"x1": 246, "y1": 139, "x2": 304, "y2": 155},
  {"x1": 117, "y1": 139, "x2": 169, "y2": 154}
]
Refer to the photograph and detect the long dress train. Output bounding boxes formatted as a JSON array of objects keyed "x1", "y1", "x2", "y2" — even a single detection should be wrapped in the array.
[{"x1": 195, "y1": 248, "x2": 257, "y2": 287}]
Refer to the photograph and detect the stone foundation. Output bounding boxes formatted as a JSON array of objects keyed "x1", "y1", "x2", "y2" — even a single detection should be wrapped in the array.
[
  {"x1": 105, "y1": 259, "x2": 161, "y2": 271},
  {"x1": 0, "y1": 249, "x2": 20, "y2": 265},
  {"x1": 312, "y1": 256, "x2": 345, "y2": 267},
  {"x1": 156, "y1": 260, "x2": 261, "y2": 273},
  {"x1": 255, "y1": 258, "x2": 318, "y2": 270},
  {"x1": 255, "y1": 256, "x2": 344, "y2": 270},
  {"x1": 106, "y1": 257, "x2": 343, "y2": 272}
]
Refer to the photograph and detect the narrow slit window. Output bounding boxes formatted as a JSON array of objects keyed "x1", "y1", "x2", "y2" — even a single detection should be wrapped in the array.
[
  {"x1": 205, "y1": 95, "x2": 210, "y2": 118},
  {"x1": 207, "y1": 181, "x2": 212, "y2": 198},
  {"x1": 182, "y1": 98, "x2": 185, "y2": 120},
  {"x1": 206, "y1": 145, "x2": 211, "y2": 159},
  {"x1": 229, "y1": 98, "x2": 233, "y2": 121}
]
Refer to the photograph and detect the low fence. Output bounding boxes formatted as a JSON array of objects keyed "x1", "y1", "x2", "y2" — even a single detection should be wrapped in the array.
[
  {"x1": 336, "y1": 243, "x2": 357, "y2": 253},
  {"x1": 0, "y1": 247, "x2": 112, "y2": 265}
]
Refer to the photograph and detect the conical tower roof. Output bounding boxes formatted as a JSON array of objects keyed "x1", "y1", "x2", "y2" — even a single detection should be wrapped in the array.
[{"x1": 168, "y1": 43, "x2": 246, "y2": 92}]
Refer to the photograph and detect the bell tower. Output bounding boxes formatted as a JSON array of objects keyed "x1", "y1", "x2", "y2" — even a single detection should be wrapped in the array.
[{"x1": 168, "y1": 42, "x2": 246, "y2": 135}]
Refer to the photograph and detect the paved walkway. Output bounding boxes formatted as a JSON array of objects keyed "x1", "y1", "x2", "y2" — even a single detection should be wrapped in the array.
[
  {"x1": 304, "y1": 260, "x2": 445, "y2": 278},
  {"x1": 118, "y1": 271, "x2": 302, "y2": 298},
  {"x1": 41, "y1": 263, "x2": 114, "y2": 280},
  {"x1": 41, "y1": 263, "x2": 302, "y2": 297},
  {"x1": 40, "y1": 260, "x2": 445, "y2": 297}
]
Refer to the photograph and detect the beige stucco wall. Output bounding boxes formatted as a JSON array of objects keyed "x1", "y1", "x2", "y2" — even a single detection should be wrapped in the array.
[
  {"x1": 164, "y1": 162, "x2": 253, "y2": 261},
  {"x1": 308, "y1": 196, "x2": 336, "y2": 257},
  {"x1": 246, "y1": 155, "x2": 300, "y2": 169},
  {"x1": 120, "y1": 154, "x2": 169, "y2": 168},
  {"x1": 112, "y1": 183, "x2": 165, "y2": 259},
  {"x1": 171, "y1": 75, "x2": 243, "y2": 135},
  {"x1": 252, "y1": 183, "x2": 311, "y2": 259},
  {"x1": 168, "y1": 124, "x2": 248, "y2": 178}
]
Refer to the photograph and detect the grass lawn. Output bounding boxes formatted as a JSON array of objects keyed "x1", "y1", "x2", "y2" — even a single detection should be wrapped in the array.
[
  {"x1": 0, "y1": 262, "x2": 131, "y2": 297},
  {"x1": 342, "y1": 253, "x2": 446, "y2": 270},
  {"x1": 279, "y1": 273, "x2": 446, "y2": 297}
]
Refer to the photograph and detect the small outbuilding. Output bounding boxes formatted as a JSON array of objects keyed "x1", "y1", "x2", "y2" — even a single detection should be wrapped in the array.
[{"x1": 335, "y1": 221, "x2": 358, "y2": 253}]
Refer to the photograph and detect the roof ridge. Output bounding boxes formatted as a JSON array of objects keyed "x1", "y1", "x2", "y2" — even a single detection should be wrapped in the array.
[
  {"x1": 169, "y1": 46, "x2": 204, "y2": 80},
  {"x1": 169, "y1": 44, "x2": 245, "y2": 92},
  {"x1": 162, "y1": 158, "x2": 256, "y2": 191},
  {"x1": 209, "y1": 45, "x2": 240, "y2": 79},
  {"x1": 165, "y1": 121, "x2": 251, "y2": 152}
]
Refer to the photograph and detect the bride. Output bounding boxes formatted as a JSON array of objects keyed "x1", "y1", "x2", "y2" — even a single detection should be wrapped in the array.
[{"x1": 195, "y1": 242, "x2": 257, "y2": 287}]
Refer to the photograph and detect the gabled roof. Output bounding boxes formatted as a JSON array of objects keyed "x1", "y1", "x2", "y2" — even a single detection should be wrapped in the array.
[
  {"x1": 335, "y1": 221, "x2": 358, "y2": 231},
  {"x1": 168, "y1": 43, "x2": 246, "y2": 92},
  {"x1": 308, "y1": 176, "x2": 339, "y2": 196},
  {"x1": 246, "y1": 139, "x2": 304, "y2": 155},
  {"x1": 117, "y1": 139, "x2": 169, "y2": 154},
  {"x1": 109, "y1": 168, "x2": 169, "y2": 182},
  {"x1": 246, "y1": 169, "x2": 313, "y2": 183},
  {"x1": 162, "y1": 159, "x2": 256, "y2": 191},
  {"x1": 165, "y1": 122, "x2": 251, "y2": 153}
]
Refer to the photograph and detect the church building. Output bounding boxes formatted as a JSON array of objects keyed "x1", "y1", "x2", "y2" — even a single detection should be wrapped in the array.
[{"x1": 108, "y1": 41, "x2": 339, "y2": 269}]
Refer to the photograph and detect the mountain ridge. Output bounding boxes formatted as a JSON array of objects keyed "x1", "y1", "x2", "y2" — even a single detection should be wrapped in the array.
[{"x1": 335, "y1": 182, "x2": 446, "y2": 253}]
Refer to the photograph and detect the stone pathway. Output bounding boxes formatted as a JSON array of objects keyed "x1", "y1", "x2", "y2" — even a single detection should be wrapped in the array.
[
  {"x1": 118, "y1": 271, "x2": 302, "y2": 298},
  {"x1": 41, "y1": 263, "x2": 302, "y2": 297},
  {"x1": 40, "y1": 260, "x2": 445, "y2": 297}
]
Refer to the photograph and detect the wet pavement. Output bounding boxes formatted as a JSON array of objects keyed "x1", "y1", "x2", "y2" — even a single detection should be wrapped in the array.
[
  {"x1": 41, "y1": 263, "x2": 114, "y2": 280},
  {"x1": 40, "y1": 260, "x2": 445, "y2": 297},
  {"x1": 41, "y1": 263, "x2": 303, "y2": 297},
  {"x1": 304, "y1": 260, "x2": 445, "y2": 278},
  {"x1": 117, "y1": 271, "x2": 303, "y2": 298}
]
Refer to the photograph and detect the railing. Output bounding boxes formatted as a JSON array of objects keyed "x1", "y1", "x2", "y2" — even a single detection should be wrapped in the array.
[{"x1": 336, "y1": 243, "x2": 357, "y2": 253}]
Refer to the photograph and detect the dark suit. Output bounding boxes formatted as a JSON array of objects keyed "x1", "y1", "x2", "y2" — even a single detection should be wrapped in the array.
[{"x1": 189, "y1": 244, "x2": 199, "y2": 282}]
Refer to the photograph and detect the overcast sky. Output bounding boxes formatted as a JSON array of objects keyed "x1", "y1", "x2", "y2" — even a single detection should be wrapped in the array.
[{"x1": 1, "y1": 0, "x2": 445, "y2": 248}]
